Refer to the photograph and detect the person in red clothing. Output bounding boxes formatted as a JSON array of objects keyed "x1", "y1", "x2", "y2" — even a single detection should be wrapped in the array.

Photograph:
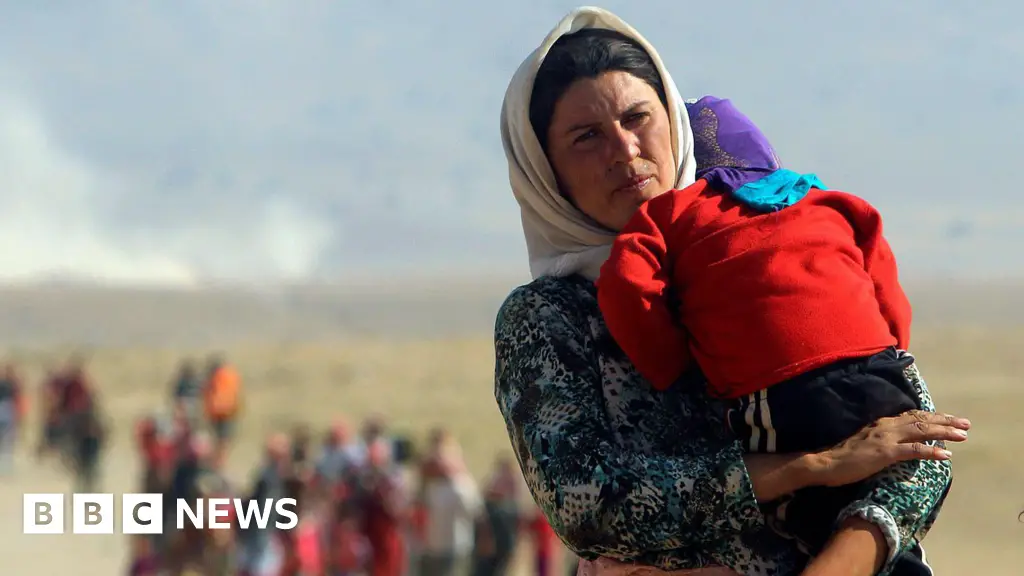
[
  {"x1": 327, "y1": 496, "x2": 371, "y2": 576},
  {"x1": 135, "y1": 415, "x2": 175, "y2": 492},
  {"x1": 524, "y1": 507, "x2": 560, "y2": 576},
  {"x1": 597, "y1": 96, "x2": 934, "y2": 558},
  {"x1": 360, "y1": 438, "x2": 408, "y2": 576},
  {"x1": 59, "y1": 356, "x2": 94, "y2": 416}
]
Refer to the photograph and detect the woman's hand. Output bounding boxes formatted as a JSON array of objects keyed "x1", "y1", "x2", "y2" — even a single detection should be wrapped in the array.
[
  {"x1": 813, "y1": 410, "x2": 970, "y2": 489},
  {"x1": 745, "y1": 410, "x2": 969, "y2": 503}
]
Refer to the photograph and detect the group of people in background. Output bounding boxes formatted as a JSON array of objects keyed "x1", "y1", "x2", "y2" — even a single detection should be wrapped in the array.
[
  {"x1": 18, "y1": 354, "x2": 566, "y2": 576},
  {"x1": 0, "y1": 353, "x2": 571, "y2": 575}
]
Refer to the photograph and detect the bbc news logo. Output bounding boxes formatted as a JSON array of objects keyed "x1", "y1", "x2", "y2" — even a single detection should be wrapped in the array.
[{"x1": 23, "y1": 493, "x2": 298, "y2": 534}]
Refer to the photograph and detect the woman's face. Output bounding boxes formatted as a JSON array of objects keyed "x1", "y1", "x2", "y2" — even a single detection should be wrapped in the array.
[{"x1": 545, "y1": 70, "x2": 675, "y2": 231}]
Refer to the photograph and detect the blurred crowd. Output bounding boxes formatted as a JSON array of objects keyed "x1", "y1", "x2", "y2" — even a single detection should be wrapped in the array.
[
  {"x1": 0, "y1": 358, "x2": 573, "y2": 576},
  {"x1": 1, "y1": 357, "x2": 106, "y2": 489}
]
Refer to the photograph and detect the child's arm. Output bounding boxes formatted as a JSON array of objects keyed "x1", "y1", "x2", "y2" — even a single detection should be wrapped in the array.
[
  {"x1": 597, "y1": 193, "x2": 693, "y2": 391},
  {"x1": 847, "y1": 197, "x2": 912, "y2": 349}
]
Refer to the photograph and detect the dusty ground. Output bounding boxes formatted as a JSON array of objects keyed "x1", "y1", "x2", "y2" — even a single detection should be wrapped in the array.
[{"x1": 0, "y1": 284, "x2": 1020, "y2": 574}]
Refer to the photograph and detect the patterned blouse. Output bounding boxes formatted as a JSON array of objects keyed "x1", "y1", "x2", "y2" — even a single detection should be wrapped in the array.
[{"x1": 494, "y1": 274, "x2": 951, "y2": 576}]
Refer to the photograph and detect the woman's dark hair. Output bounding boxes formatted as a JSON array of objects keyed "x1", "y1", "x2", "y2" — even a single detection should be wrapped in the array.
[{"x1": 529, "y1": 28, "x2": 669, "y2": 151}]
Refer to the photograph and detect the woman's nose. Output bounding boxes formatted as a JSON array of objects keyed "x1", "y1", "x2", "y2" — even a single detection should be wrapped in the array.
[{"x1": 607, "y1": 125, "x2": 641, "y2": 164}]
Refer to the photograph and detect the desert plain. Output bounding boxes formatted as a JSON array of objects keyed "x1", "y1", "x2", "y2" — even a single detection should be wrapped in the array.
[{"x1": 0, "y1": 278, "x2": 1020, "y2": 574}]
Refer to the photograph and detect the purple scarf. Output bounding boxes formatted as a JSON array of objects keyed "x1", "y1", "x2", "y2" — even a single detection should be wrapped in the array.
[
  {"x1": 687, "y1": 96, "x2": 823, "y2": 211},
  {"x1": 688, "y1": 96, "x2": 781, "y2": 192}
]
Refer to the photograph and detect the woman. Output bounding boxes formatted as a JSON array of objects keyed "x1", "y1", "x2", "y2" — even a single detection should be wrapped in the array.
[
  {"x1": 471, "y1": 455, "x2": 521, "y2": 576},
  {"x1": 361, "y1": 439, "x2": 410, "y2": 576},
  {"x1": 417, "y1": 435, "x2": 483, "y2": 576},
  {"x1": 238, "y1": 434, "x2": 290, "y2": 576},
  {"x1": 495, "y1": 7, "x2": 969, "y2": 576}
]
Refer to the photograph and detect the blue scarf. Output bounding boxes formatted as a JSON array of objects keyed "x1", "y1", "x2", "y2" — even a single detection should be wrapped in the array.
[{"x1": 732, "y1": 169, "x2": 825, "y2": 213}]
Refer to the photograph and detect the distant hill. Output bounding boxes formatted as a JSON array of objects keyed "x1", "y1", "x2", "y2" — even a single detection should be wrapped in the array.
[{"x1": 0, "y1": 277, "x2": 1020, "y2": 348}]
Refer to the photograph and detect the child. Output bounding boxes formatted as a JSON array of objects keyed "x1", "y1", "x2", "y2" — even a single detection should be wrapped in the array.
[{"x1": 597, "y1": 97, "x2": 935, "y2": 555}]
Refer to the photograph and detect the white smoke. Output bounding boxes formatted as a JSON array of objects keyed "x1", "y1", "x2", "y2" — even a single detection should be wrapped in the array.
[
  {"x1": 0, "y1": 94, "x2": 333, "y2": 286},
  {"x1": 0, "y1": 95, "x2": 197, "y2": 285}
]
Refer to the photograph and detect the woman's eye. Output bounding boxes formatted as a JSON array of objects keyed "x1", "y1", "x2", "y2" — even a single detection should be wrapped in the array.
[
  {"x1": 625, "y1": 112, "x2": 648, "y2": 125},
  {"x1": 574, "y1": 130, "x2": 597, "y2": 144}
]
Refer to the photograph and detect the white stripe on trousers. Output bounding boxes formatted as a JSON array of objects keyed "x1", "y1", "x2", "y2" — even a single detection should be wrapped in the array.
[{"x1": 743, "y1": 389, "x2": 778, "y2": 453}]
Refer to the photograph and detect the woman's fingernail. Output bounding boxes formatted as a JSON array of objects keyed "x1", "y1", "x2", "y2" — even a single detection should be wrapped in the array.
[
  {"x1": 939, "y1": 449, "x2": 953, "y2": 459},
  {"x1": 954, "y1": 429, "x2": 968, "y2": 438}
]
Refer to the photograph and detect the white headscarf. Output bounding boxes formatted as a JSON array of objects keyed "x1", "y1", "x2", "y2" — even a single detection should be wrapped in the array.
[{"x1": 500, "y1": 6, "x2": 697, "y2": 281}]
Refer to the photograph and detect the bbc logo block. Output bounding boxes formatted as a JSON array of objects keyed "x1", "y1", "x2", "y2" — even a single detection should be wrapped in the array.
[
  {"x1": 73, "y1": 493, "x2": 114, "y2": 534},
  {"x1": 23, "y1": 494, "x2": 64, "y2": 534},
  {"x1": 122, "y1": 493, "x2": 163, "y2": 534}
]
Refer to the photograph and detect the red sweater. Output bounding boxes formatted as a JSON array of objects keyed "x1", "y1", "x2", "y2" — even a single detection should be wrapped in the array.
[{"x1": 596, "y1": 179, "x2": 911, "y2": 398}]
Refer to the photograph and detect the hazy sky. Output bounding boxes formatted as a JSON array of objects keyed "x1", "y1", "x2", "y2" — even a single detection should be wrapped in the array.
[{"x1": 0, "y1": 1, "x2": 1019, "y2": 285}]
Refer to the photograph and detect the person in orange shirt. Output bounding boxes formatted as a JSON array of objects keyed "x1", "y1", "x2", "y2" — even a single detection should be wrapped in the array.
[{"x1": 202, "y1": 355, "x2": 242, "y2": 466}]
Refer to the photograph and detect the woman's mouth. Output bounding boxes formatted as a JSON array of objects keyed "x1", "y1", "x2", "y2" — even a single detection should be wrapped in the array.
[{"x1": 615, "y1": 176, "x2": 653, "y2": 194}]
